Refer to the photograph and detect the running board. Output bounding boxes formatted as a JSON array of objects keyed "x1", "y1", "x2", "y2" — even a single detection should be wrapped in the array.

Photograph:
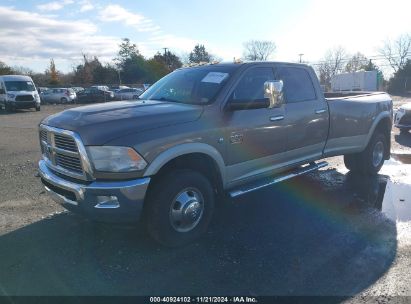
[{"x1": 228, "y1": 161, "x2": 328, "y2": 198}]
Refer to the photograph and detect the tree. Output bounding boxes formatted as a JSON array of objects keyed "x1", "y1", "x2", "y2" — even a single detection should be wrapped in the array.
[
  {"x1": 189, "y1": 44, "x2": 212, "y2": 64},
  {"x1": 379, "y1": 34, "x2": 411, "y2": 73},
  {"x1": 243, "y1": 40, "x2": 276, "y2": 61},
  {"x1": 0, "y1": 61, "x2": 14, "y2": 75},
  {"x1": 46, "y1": 58, "x2": 59, "y2": 85},
  {"x1": 317, "y1": 46, "x2": 347, "y2": 89},
  {"x1": 345, "y1": 52, "x2": 369, "y2": 72},
  {"x1": 114, "y1": 38, "x2": 143, "y2": 69},
  {"x1": 153, "y1": 51, "x2": 182, "y2": 71},
  {"x1": 387, "y1": 59, "x2": 411, "y2": 94}
]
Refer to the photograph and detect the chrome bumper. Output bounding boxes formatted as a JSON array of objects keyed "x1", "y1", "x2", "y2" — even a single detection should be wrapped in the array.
[{"x1": 38, "y1": 160, "x2": 150, "y2": 223}]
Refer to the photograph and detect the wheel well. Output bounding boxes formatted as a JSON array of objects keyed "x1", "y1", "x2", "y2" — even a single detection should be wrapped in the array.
[
  {"x1": 148, "y1": 153, "x2": 224, "y2": 195},
  {"x1": 374, "y1": 117, "x2": 392, "y2": 159}
]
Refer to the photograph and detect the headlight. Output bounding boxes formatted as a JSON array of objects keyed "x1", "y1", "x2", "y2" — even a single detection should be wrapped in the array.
[
  {"x1": 7, "y1": 93, "x2": 15, "y2": 99},
  {"x1": 87, "y1": 146, "x2": 147, "y2": 172},
  {"x1": 398, "y1": 108, "x2": 405, "y2": 113}
]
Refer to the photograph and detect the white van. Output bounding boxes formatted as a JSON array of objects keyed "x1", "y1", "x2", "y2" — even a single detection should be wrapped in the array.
[{"x1": 0, "y1": 75, "x2": 41, "y2": 111}]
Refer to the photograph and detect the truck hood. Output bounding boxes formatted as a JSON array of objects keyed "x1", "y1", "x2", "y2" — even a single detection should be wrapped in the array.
[{"x1": 41, "y1": 100, "x2": 203, "y2": 145}]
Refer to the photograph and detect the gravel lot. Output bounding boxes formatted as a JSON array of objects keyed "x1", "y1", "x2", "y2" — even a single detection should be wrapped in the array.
[{"x1": 0, "y1": 101, "x2": 411, "y2": 299}]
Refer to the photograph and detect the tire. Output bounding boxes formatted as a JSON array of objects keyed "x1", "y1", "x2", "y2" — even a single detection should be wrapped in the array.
[
  {"x1": 35, "y1": 105, "x2": 40, "y2": 111},
  {"x1": 5, "y1": 104, "x2": 12, "y2": 112},
  {"x1": 344, "y1": 131, "x2": 387, "y2": 175},
  {"x1": 146, "y1": 170, "x2": 215, "y2": 247},
  {"x1": 61, "y1": 97, "x2": 68, "y2": 103}
]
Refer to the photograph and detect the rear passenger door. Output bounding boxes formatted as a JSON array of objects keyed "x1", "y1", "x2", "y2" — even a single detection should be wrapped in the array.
[{"x1": 275, "y1": 66, "x2": 329, "y2": 162}]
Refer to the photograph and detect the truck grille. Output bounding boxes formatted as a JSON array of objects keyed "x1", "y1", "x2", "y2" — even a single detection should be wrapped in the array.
[
  {"x1": 39, "y1": 125, "x2": 91, "y2": 180},
  {"x1": 16, "y1": 95, "x2": 34, "y2": 101}
]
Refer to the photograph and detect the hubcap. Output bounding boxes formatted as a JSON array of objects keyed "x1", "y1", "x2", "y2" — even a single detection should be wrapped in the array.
[
  {"x1": 169, "y1": 188, "x2": 204, "y2": 232},
  {"x1": 372, "y1": 141, "x2": 384, "y2": 167}
]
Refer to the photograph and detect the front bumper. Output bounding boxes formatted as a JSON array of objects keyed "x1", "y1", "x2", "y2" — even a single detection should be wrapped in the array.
[
  {"x1": 38, "y1": 160, "x2": 150, "y2": 223},
  {"x1": 8, "y1": 100, "x2": 39, "y2": 109},
  {"x1": 394, "y1": 111, "x2": 411, "y2": 129}
]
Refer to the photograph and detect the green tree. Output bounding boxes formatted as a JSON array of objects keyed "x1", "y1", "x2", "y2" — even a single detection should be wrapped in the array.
[
  {"x1": 0, "y1": 61, "x2": 14, "y2": 75},
  {"x1": 153, "y1": 51, "x2": 182, "y2": 71},
  {"x1": 115, "y1": 38, "x2": 143, "y2": 69},
  {"x1": 388, "y1": 59, "x2": 411, "y2": 94},
  {"x1": 189, "y1": 44, "x2": 212, "y2": 64}
]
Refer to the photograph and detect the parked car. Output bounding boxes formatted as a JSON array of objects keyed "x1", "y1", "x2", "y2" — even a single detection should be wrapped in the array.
[
  {"x1": 77, "y1": 87, "x2": 114, "y2": 103},
  {"x1": 41, "y1": 88, "x2": 76, "y2": 104},
  {"x1": 71, "y1": 87, "x2": 84, "y2": 93},
  {"x1": 114, "y1": 88, "x2": 144, "y2": 100},
  {"x1": 394, "y1": 103, "x2": 411, "y2": 133},
  {"x1": 0, "y1": 75, "x2": 41, "y2": 111},
  {"x1": 110, "y1": 85, "x2": 130, "y2": 91},
  {"x1": 38, "y1": 62, "x2": 392, "y2": 246}
]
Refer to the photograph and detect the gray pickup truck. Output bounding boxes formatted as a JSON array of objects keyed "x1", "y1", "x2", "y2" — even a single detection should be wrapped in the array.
[{"x1": 38, "y1": 62, "x2": 393, "y2": 246}]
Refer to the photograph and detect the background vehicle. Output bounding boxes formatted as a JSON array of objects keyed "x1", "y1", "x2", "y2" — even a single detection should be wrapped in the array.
[
  {"x1": 71, "y1": 87, "x2": 84, "y2": 93},
  {"x1": 77, "y1": 87, "x2": 114, "y2": 103},
  {"x1": 394, "y1": 102, "x2": 411, "y2": 133},
  {"x1": 0, "y1": 75, "x2": 41, "y2": 111},
  {"x1": 114, "y1": 88, "x2": 144, "y2": 100},
  {"x1": 38, "y1": 62, "x2": 392, "y2": 246},
  {"x1": 40, "y1": 88, "x2": 77, "y2": 104}
]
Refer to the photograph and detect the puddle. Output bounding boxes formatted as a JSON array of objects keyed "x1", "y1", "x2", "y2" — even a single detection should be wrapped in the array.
[{"x1": 381, "y1": 180, "x2": 411, "y2": 222}]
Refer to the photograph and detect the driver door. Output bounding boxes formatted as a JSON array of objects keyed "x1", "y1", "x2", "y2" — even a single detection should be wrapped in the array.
[{"x1": 224, "y1": 66, "x2": 287, "y2": 185}]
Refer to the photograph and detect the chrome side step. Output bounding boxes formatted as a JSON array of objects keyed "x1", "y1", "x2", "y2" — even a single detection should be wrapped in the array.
[{"x1": 228, "y1": 161, "x2": 328, "y2": 198}]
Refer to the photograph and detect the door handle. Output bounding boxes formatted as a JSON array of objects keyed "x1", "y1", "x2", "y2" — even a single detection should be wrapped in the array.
[
  {"x1": 270, "y1": 115, "x2": 284, "y2": 122},
  {"x1": 315, "y1": 109, "x2": 326, "y2": 114}
]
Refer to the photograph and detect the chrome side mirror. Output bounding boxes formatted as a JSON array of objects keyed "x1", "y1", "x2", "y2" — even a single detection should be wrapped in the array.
[{"x1": 264, "y1": 80, "x2": 283, "y2": 108}]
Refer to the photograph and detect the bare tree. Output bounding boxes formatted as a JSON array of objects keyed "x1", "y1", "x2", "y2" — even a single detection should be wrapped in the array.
[
  {"x1": 345, "y1": 52, "x2": 369, "y2": 72},
  {"x1": 379, "y1": 34, "x2": 411, "y2": 73},
  {"x1": 243, "y1": 40, "x2": 276, "y2": 61},
  {"x1": 317, "y1": 46, "x2": 347, "y2": 89}
]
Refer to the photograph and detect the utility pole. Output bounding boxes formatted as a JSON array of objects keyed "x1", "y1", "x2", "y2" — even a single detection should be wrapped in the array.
[
  {"x1": 298, "y1": 53, "x2": 304, "y2": 63},
  {"x1": 163, "y1": 47, "x2": 169, "y2": 67}
]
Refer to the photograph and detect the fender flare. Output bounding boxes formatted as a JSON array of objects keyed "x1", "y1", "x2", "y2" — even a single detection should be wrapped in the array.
[
  {"x1": 362, "y1": 111, "x2": 392, "y2": 150},
  {"x1": 143, "y1": 143, "x2": 226, "y2": 184}
]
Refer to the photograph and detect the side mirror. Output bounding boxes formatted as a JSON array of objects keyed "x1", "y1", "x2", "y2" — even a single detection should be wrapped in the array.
[{"x1": 264, "y1": 80, "x2": 283, "y2": 108}]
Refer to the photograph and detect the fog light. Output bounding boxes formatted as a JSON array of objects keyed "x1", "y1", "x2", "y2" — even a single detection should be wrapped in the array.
[{"x1": 94, "y1": 195, "x2": 120, "y2": 209}]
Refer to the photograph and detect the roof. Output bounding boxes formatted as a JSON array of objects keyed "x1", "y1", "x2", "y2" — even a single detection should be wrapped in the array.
[
  {"x1": 0, "y1": 75, "x2": 33, "y2": 81},
  {"x1": 181, "y1": 61, "x2": 311, "y2": 69}
]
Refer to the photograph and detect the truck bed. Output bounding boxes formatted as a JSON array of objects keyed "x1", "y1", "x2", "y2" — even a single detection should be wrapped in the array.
[{"x1": 323, "y1": 91, "x2": 392, "y2": 157}]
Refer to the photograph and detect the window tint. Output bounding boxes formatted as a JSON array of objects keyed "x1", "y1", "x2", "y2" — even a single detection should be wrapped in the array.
[
  {"x1": 275, "y1": 67, "x2": 316, "y2": 103},
  {"x1": 231, "y1": 67, "x2": 274, "y2": 101}
]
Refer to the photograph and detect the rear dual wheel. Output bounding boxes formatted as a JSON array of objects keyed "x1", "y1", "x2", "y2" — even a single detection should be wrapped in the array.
[{"x1": 344, "y1": 131, "x2": 387, "y2": 175}]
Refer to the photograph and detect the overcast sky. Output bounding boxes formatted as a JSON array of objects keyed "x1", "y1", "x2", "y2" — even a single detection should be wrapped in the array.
[{"x1": 0, "y1": 0, "x2": 410, "y2": 73}]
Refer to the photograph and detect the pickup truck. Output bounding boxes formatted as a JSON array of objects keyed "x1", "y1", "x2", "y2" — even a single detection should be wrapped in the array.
[{"x1": 38, "y1": 62, "x2": 393, "y2": 246}]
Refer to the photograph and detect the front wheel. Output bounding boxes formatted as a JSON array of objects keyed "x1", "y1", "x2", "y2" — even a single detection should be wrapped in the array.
[
  {"x1": 35, "y1": 105, "x2": 40, "y2": 111},
  {"x1": 146, "y1": 170, "x2": 215, "y2": 247},
  {"x1": 344, "y1": 131, "x2": 388, "y2": 175}
]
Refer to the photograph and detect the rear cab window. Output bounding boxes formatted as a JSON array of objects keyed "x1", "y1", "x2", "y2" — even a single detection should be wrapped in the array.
[{"x1": 275, "y1": 66, "x2": 317, "y2": 103}]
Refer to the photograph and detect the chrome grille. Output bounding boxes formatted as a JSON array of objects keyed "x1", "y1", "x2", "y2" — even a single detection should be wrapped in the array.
[
  {"x1": 39, "y1": 125, "x2": 92, "y2": 181},
  {"x1": 54, "y1": 134, "x2": 77, "y2": 152},
  {"x1": 56, "y1": 154, "x2": 83, "y2": 173}
]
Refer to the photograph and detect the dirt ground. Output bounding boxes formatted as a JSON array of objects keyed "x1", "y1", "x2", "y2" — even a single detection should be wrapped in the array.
[{"x1": 0, "y1": 99, "x2": 411, "y2": 299}]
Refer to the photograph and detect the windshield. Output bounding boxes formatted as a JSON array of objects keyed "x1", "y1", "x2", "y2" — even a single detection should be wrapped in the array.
[
  {"x1": 140, "y1": 66, "x2": 237, "y2": 104},
  {"x1": 5, "y1": 81, "x2": 35, "y2": 92}
]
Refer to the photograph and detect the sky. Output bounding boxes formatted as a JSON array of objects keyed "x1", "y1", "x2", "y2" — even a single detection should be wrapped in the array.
[{"x1": 0, "y1": 0, "x2": 410, "y2": 73}]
